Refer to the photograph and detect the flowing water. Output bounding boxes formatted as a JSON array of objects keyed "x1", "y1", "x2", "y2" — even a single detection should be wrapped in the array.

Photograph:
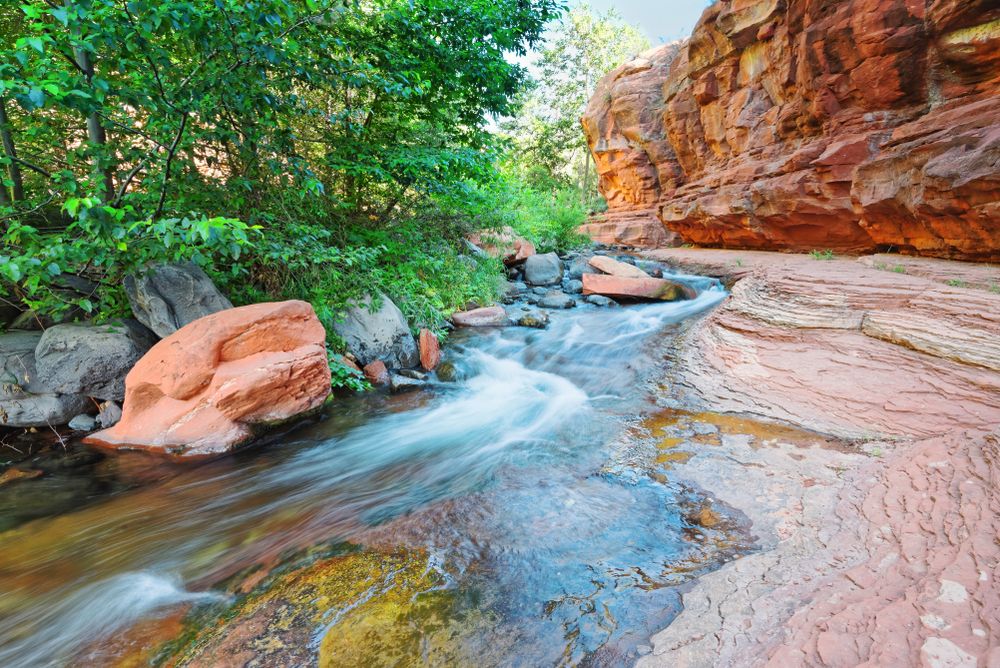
[{"x1": 0, "y1": 270, "x2": 752, "y2": 667}]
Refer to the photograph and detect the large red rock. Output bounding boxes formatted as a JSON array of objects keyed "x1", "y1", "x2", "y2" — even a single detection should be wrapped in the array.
[
  {"x1": 84, "y1": 301, "x2": 331, "y2": 457},
  {"x1": 582, "y1": 273, "x2": 694, "y2": 301},
  {"x1": 582, "y1": 1, "x2": 1000, "y2": 260}
]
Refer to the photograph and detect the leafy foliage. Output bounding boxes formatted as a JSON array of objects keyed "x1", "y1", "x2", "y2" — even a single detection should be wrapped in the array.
[{"x1": 0, "y1": 0, "x2": 561, "y2": 327}]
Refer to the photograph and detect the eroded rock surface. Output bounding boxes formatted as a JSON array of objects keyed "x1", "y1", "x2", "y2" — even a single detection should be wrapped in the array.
[
  {"x1": 638, "y1": 248, "x2": 1000, "y2": 667},
  {"x1": 85, "y1": 300, "x2": 331, "y2": 457},
  {"x1": 582, "y1": 1, "x2": 1000, "y2": 258}
]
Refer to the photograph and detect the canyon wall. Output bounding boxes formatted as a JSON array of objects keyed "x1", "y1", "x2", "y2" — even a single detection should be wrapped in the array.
[{"x1": 582, "y1": 0, "x2": 1000, "y2": 259}]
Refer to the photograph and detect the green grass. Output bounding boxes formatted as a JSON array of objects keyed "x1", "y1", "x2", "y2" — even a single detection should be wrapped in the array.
[{"x1": 809, "y1": 249, "x2": 835, "y2": 260}]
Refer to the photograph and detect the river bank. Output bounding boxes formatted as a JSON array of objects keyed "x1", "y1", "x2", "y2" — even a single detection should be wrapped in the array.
[{"x1": 639, "y1": 248, "x2": 1000, "y2": 667}]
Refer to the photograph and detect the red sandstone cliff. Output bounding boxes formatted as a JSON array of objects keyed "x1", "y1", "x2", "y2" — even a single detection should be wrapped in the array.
[{"x1": 582, "y1": 0, "x2": 1000, "y2": 259}]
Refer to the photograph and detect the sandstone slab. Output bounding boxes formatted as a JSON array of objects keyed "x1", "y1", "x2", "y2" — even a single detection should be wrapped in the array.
[
  {"x1": 451, "y1": 306, "x2": 508, "y2": 327},
  {"x1": 582, "y1": 274, "x2": 694, "y2": 301},
  {"x1": 588, "y1": 255, "x2": 651, "y2": 279},
  {"x1": 84, "y1": 301, "x2": 331, "y2": 457}
]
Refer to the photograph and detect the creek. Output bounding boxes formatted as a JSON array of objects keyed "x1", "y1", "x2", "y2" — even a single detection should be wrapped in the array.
[{"x1": 0, "y1": 270, "x2": 752, "y2": 667}]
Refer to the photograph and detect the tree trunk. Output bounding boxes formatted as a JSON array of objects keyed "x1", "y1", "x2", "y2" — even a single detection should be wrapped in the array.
[
  {"x1": 71, "y1": 40, "x2": 114, "y2": 202},
  {"x1": 0, "y1": 97, "x2": 25, "y2": 202}
]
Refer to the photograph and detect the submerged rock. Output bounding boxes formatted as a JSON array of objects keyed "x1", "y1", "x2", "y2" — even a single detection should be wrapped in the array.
[
  {"x1": 34, "y1": 320, "x2": 157, "y2": 402},
  {"x1": 516, "y1": 311, "x2": 550, "y2": 329},
  {"x1": 523, "y1": 253, "x2": 564, "y2": 286},
  {"x1": 333, "y1": 294, "x2": 419, "y2": 369},
  {"x1": 84, "y1": 301, "x2": 331, "y2": 457},
  {"x1": 124, "y1": 262, "x2": 233, "y2": 338}
]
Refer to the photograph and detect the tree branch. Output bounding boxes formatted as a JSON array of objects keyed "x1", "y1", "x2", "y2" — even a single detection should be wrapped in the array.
[{"x1": 153, "y1": 112, "x2": 188, "y2": 220}]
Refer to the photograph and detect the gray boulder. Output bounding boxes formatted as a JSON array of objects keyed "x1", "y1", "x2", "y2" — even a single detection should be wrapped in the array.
[
  {"x1": 1, "y1": 331, "x2": 90, "y2": 428},
  {"x1": 568, "y1": 256, "x2": 598, "y2": 280},
  {"x1": 538, "y1": 291, "x2": 576, "y2": 309},
  {"x1": 2, "y1": 393, "x2": 90, "y2": 428},
  {"x1": 35, "y1": 319, "x2": 157, "y2": 401},
  {"x1": 564, "y1": 279, "x2": 584, "y2": 294},
  {"x1": 125, "y1": 262, "x2": 233, "y2": 338},
  {"x1": 523, "y1": 253, "x2": 564, "y2": 286},
  {"x1": 332, "y1": 294, "x2": 419, "y2": 369}
]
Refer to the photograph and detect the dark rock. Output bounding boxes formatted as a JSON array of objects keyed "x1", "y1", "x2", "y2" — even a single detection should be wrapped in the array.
[
  {"x1": 125, "y1": 262, "x2": 233, "y2": 338},
  {"x1": 564, "y1": 279, "x2": 584, "y2": 294},
  {"x1": 568, "y1": 255, "x2": 599, "y2": 279},
  {"x1": 333, "y1": 294, "x2": 419, "y2": 369},
  {"x1": 523, "y1": 253, "x2": 564, "y2": 286},
  {"x1": 35, "y1": 319, "x2": 157, "y2": 401}
]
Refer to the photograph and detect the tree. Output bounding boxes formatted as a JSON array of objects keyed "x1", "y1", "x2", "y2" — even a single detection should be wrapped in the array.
[
  {"x1": 0, "y1": 0, "x2": 563, "y2": 326},
  {"x1": 504, "y1": 4, "x2": 649, "y2": 204}
]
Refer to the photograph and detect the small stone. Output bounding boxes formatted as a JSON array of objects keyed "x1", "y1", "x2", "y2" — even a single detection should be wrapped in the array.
[
  {"x1": 389, "y1": 373, "x2": 424, "y2": 393},
  {"x1": 364, "y1": 360, "x2": 390, "y2": 386},
  {"x1": 564, "y1": 279, "x2": 584, "y2": 294},
  {"x1": 97, "y1": 401, "x2": 122, "y2": 429},
  {"x1": 585, "y1": 294, "x2": 618, "y2": 307},
  {"x1": 68, "y1": 414, "x2": 98, "y2": 431},
  {"x1": 397, "y1": 369, "x2": 427, "y2": 380},
  {"x1": 538, "y1": 291, "x2": 576, "y2": 309},
  {"x1": 516, "y1": 311, "x2": 550, "y2": 329}
]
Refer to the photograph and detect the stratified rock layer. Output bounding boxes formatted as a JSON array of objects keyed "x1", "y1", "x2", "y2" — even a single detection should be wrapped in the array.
[
  {"x1": 637, "y1": 248, "x2": 1000, "y2": 668},
  {"x1": 582, "y1": 1, "x2": 1000, "y2": 258},
  {"x1": 85, "y1": 300, "x2": 331, "y2": 457}
]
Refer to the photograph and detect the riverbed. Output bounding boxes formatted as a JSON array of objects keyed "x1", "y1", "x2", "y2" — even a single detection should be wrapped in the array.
[{"x1": 1, "y1": 271, "x2": 762, "y2": 666}]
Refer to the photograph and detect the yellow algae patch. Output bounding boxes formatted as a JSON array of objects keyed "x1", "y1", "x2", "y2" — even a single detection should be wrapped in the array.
[
  {"x1": 656, "y1": 450, "x2": 695, "y2": 468},
  {"x1": 155, "y1": 546, "x2": 488, "y2": 668}
]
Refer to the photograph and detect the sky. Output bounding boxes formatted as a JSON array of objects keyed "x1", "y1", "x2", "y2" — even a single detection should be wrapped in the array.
[{"x1": 585, "y1": 1, "x2": 707, "y2": 43}]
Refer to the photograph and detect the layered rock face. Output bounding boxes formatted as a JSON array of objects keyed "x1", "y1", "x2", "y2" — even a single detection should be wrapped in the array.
[
  {"x1": 85, "y1": 301, "x2": 331, "y2": 456},
  {"x1": 582, "y1": 0, "x2": 1000, "y2": 259}
]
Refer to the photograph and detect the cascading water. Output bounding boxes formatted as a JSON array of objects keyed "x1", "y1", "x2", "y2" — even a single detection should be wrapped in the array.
[{"x1": 0, "y1": 269, "x2": 747, "y2": 667}]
